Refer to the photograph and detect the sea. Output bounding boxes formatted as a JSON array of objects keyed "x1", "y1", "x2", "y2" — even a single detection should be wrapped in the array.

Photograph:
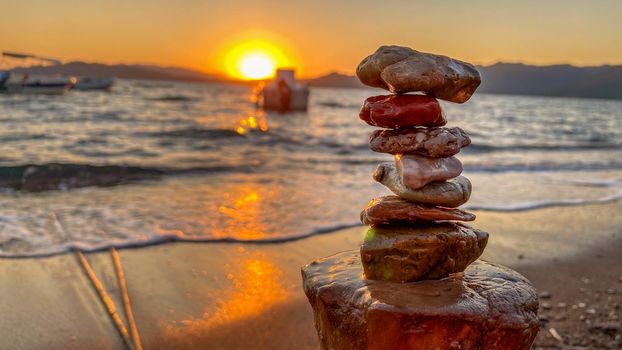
[{"x1": 1, "y1": 80, "x2": 621, "y2": 257}]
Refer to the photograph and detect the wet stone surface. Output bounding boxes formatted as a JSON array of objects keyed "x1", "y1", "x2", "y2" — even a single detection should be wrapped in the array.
[
  {"x1": 360, "y1": 195, "x2": 475, "y2": 225},
  {"x1": 356, "y1": 45, "x2": 481, "y2": 103},
  {"x1": 359, "y1": 94, "x2": 446, "y2": 129},
  {"x1": 360, "y1": 223, "x2": 488, "y2": 282},
  {"x1": 369, "y1": 126, "x2": 471, "y2": 157},
  {"x1": 302, "y1": 250, "x2": 540, "y2": 350},
  {"x1": 373, "y1": 162, "x2": 471, "y2": 208},
  {"x1": 395, "y1": 154, "x2": 463, "y2": 190}
]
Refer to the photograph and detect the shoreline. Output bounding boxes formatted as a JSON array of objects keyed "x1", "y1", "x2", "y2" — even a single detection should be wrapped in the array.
[
  {"x1": 3, "y1": 194, "x2": 622, "y2": 259},
  {"x1": 0, "y1": 201, "x2": 620, "y2": 348}
]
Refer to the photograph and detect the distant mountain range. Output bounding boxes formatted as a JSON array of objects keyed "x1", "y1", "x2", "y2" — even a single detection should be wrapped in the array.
[
  {"x1": 477, "y1": 63, "x2": 622, "y2": 100},
  {"x1": 13, "y1": 61, "x2": 223, "y2": 83},
  {"x1": 13, "y1": 61, "x2": 622, "y2": 99},
  {"x1": 306, "y1": 64, "x2": 622, "y2": 100}
]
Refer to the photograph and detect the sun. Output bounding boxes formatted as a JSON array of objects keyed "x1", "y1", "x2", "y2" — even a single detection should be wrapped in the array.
[
  {"x1": 223, "y1": 40, "x2": 292, "y2": 80},
  {"x1": 239, "y1": 53, "x2": 275, "y2": 80}
]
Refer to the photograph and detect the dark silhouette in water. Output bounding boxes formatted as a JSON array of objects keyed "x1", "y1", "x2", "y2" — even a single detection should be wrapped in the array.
[
  {"x1": 277, "y1": 79, "x2": 292, "y2": 112},
  {"x1": 0, "y1": 164, "x2": 163, "y2": 192}
]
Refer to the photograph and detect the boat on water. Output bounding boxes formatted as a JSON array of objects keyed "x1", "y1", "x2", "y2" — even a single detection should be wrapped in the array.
[
  {"x1": 258, "y1": 69, "x2": 309, "y2": 111},
  {"x1": 0, "y1": 51, "x2": 114, "y2": 94},
  {"x1": 73, "y1": 76, "x2": 114, "y2": 91},
  {"x1": 0, "y1": 72, "x2": 76, "y2": 94},
  {"x1": 0, "y1": 52, "x2": 75, "y2": 94}
]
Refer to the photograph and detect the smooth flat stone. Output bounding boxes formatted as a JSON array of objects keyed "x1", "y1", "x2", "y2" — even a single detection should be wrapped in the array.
[
  {"x1": 355, "y1": 46, "x2": 416, "y2": 90},
  {"x1": 360, "y1": 195, "x2": 475, "y2": 225},
  {"x1": 369, "y1": 126, "x2": 471, "y2": 157},
  {"x1": 360, "y1": 223, "x2": 488, "y2": 282},
  {"x1": 302, "y1": 251, "x2": 540, "y2": 350},
  {"x1": 359, "y1": 94, "x2": 445, "y2": 129},
  {"x1": 396, "y1": 154, "x2": 463, "y2": 190},
  {"x1": 373, "y1": 162, "x2": 471, "y2": 207},
  {"x1": 356, "y1": 45, "x2": 481, "y2": 103}
]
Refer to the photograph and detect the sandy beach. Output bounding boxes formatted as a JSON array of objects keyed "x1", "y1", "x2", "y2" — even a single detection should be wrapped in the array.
[{"x1": 0, "y1": 201, "x2": 619, "y2": 349}]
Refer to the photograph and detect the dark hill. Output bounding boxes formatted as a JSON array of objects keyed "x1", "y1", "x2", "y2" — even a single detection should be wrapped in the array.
[
  {"x1": 13, "y1": 61, "x2": 221, "y2": 82},
  {"x1": 306, "y1": 63, "x2": 622, "y2": 100},
  {"x1": 477, "y1": 63, "x2": 622, "y2": 100}
]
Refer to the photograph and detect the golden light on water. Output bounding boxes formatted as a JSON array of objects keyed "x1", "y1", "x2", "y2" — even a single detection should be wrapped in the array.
[
  {"x1": 235, "y1": 111, "x2": 268, "y2": 135},
  {"x1": 209, "y1": 183, "x2": 277, "y2": 240},
  {"x1": 224, "y1": 40, "x2": 291, "y2": 80}
]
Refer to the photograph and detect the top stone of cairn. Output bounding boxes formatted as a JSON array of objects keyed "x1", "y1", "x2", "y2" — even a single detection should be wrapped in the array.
[{"x1": 356, "y1": 45, "x2": 481, "y2": 103}]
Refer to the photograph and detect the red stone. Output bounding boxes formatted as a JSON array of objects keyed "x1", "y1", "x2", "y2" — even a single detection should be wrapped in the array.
[{"x1": 359, "y1": 95, "x2": 445, "y2": 129}]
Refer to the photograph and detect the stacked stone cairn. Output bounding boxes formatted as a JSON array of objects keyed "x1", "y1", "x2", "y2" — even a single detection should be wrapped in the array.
[
  {"x1": 302, "y1": 46, "x2": 540, "y2": 350},
  {"x1": 358, "y1": 46, "x2": 483, "y2": 282}
]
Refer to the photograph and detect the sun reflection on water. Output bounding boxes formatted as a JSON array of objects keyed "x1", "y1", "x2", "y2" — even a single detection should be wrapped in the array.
[
  {"x1": 235, "y1": 111, "x2": 269, "y2": 135},
  {"x1": 209, "y1": 184, "x2": 278, "y2": 240}
]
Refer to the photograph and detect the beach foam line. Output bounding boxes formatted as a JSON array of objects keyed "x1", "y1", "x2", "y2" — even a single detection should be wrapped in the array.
[
  {"x1": 465, "y1": 143, "x2": 622, "y2": 153},
  {"x1": 0, "y1": 222, "x2": 364, "y2": 259},
  {"x1": 465, "y1": 190, "x2": 622, "y2": 212},
  {"x1": 562, "y1": 177, "x2": 622, "y2": 188},
  {"x1": 3, "y1": 190, "x2": 622, "y2": 258},
  {"x1": 463, "y1": 162, "x2": 622, "y2": 173}
]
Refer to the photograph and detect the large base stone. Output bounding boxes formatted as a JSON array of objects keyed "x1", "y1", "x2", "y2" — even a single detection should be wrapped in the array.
[{"x1": 302, "y1": 250, "x2": 539, "y2": 350}]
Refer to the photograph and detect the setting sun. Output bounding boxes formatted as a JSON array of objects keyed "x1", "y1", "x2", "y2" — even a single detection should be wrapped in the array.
[
  {"x1": 223, "y1": 40, "x2": 292, "y2": 80},
  {"x1": 239, "y1": 53, "x2": 275, "y2": 80}
]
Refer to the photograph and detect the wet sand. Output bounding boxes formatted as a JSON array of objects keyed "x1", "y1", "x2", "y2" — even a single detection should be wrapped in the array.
[{"x1": 0, "y1": 201, "x2": 620, "y2": 349}]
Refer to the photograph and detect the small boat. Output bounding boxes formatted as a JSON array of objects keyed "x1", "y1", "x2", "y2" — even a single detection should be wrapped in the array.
[
  {"x1": 259, "y1": 69, "x2": 309, "y2": 111},
  {"x1": 0, "y1": 52, "x2": 75, "y2": 94},
  {"x1": 74, "y1": 76, "x2": 114, "y2": 91},
  {"x1": 0, "y1": 72, "x2": 75, "y2": 95}
]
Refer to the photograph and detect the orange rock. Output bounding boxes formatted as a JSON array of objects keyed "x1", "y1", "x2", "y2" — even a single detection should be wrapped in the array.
[
  {"x1": 360, "y1": 195, "x2": 475, "y2": 225},
  {"x1": 302, "y1": 251, "x2": 540, "y2": 350}
]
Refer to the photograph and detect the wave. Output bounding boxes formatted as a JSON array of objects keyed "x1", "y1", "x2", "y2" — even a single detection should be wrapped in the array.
[
  {"x1": 0, "y1": 222, "x2": 363, "y2": 259},
  {"x1": 465, "y1": 143, "x2": 621, "y2": 153},
  {"x1": 2, "y1": 186, "x2": 622, "y2": 258},
  {"x1": 3, "y1": 156, "x2": 619, "y2": 193},
  {"x1": 0, "y1": 164, "x2": 164, "y2": 192},
  {"x1": 4, "y1": 186, "x2": 622, "y2": 258},
  {"x1": 0, "y1": 133, "x2": 56, "y2": 142},
  {"x1": 135, "y1": 127, "x2": 242, "y2": 139},
  {"x1": 0, "y1": 163, "x2": 257, "y2": 192},
  {"x1": 298, "y1": 156, "x2": 622, "y2": 172},
  {"x1": 146, "y1": 95, "x2": 198, "y2": 102},
  {"x1": 562, "y1": 177, "x2": 622, "y2": 188},
  {"x1": 465, "y1": 190, "x2": 622, "y2": 212},
  {"x1": 317, "y1": 101, "x2": 360, "y2": 109},
  {"x1": 464, "y1": 162, "x2": 622, "y2": 173}
]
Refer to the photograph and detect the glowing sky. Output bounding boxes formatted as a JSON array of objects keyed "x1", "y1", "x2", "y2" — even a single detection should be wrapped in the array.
[{"x1": 1, "y1": 0, "x2": 621, "y2": 77}]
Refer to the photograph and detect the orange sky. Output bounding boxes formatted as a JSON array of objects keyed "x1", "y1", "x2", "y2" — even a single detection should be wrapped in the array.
[{"x1": 1, "y1": 0, "x2": 621, "y2": 78}]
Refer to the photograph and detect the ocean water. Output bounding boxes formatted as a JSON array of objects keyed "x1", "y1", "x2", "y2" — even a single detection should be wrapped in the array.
[{"x1": 0, "y1": 80, "x2": 621, "y2": 257}]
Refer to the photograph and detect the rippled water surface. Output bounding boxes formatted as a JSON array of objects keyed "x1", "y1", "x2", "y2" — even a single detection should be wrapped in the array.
[{"x1": 1, "y1": 80, "x2": 621, "y2": 256}]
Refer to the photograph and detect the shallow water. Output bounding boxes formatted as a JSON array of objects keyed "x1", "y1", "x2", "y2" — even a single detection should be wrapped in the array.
[{"x1": 0, "y1": 80, "x2": 621, "y2": 256}]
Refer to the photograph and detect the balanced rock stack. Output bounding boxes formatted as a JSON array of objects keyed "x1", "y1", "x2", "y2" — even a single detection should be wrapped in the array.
[{"x1": 302, "y1": 46, "x2": 540, "y2": 349}]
